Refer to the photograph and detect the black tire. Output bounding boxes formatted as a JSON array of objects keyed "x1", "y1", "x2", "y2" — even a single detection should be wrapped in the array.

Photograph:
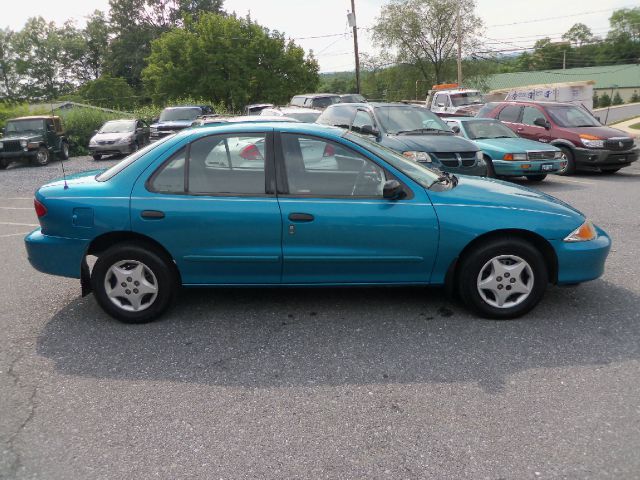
[
  {"x1": 92, "y1": 154, "x2": 102, "y2": 161},
  {"x1": 91, "y1": 243, "x2": 178, "y2": 323},
  {"x1": 0, "y1": 159, "x2": 7, "y2": 170},
  {"x1": 483, "y1": 155, "x2": 496, "y2": 178},
  {"x1": 59, "y1": 141, "x2": 70, "y2": 160},
  {"x1": 601, "y1": 168, "x2": 620, "y2": 175},
  {"x1": 33, "y1": 146, "x2": 50, "y2": 166},
  {"x1": 557, "y1": 146, "x2": 576, "y2": 176},
  {"x1": 458, "y1": 237, "x2": 548, "y2": 320},
  {"x1": 526, "y1": 174, "x2": 547, "y2": 182}
]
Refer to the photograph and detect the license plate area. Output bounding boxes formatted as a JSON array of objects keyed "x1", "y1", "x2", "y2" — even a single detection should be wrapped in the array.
[{"x1": 541, "y1": 163, "x2": 554, "y2": 171}]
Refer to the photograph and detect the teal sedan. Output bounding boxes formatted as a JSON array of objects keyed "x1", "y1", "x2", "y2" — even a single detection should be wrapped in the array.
[{"x1": 446, "y1": 118, "x2": 566, "y2": 182}]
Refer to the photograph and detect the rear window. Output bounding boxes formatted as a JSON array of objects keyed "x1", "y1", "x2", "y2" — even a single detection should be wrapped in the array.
[{"x1": 312, "y1": 96, "x2": 341, "y2": 109}]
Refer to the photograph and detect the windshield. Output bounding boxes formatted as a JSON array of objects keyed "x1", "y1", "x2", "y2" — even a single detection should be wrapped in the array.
[
  {"x1": 545, "y1": 105, "x2": 600, "y2": 127},
  {"x1": 341, "y1": 94, "x2": 366, "y2": 103},
  {"x1": 313, "y1": 97, "x2": 341, "y2": 109},
  {"x1": 159, "y1": 107, "x2": 202, "y2": 122},
  {"x1": 96, "y1": 135, "x2": 174, "y2": 182},
  {"x1": 288, "y1": 112, "x2": 321, "y2": 123},
  {"x1": 464, "y1": 120, "x2": 518, "y2": 140},
  {"x1": 99, "y1": 120, "x2": 135, "y2": 133},
  {"x1": 5, "y1": 119, "x2": 45, "y2": 134},
  {"x1": 375, "y1": 106, "x2": 451, "y2": 134},
  {"x1": 345, "y1": 132, "x2": 440, "y2": 188},
  {"x1": 450, "y1": 92, "x2": 484, "y2": 107}
]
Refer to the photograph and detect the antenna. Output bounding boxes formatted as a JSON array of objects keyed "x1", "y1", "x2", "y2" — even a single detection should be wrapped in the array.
[{"x1": 61, "y1": 157, "x2": 69, "y2": 190}]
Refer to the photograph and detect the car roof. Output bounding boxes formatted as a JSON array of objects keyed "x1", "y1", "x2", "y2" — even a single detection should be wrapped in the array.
[
  {"x1": 295, "y1": 93, "x2": 341, "y2": 98},
  {"x1": 265, "y1": 107, "x2": 322, "y2": 114},
  {"x1": 492, "y1": 100, "x2": 578, "y2": 107},
  {"x1": 446, "y1": 117, "x2": 496, "y2": 122},
  {"x1": 183, "y1": 122, "x2": 344, "y2": 138},
  {"x1": 196, "y1": 115, "x2": 301, "y2": 125},
  {"x1": 10, "y1": 115, "x2": 60, "y2": 121}
]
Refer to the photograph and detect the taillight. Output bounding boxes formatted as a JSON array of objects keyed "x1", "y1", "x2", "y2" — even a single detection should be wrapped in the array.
[
  {"x1": 34, "y1": 198, "x2": 47, "y2": 217},
  {"x1": 323, "y1": 144, "x2": 335, "y2": 157},
  {"x1": 239, "y1": 144, "x2": 262, "y2": 161}
]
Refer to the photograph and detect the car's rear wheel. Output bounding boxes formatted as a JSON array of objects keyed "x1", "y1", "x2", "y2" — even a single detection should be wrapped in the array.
[
  {"x1": 33, "y1": 146, "x2": 50, "y2": 166},
  {"x1": 59, "y1": 141, "x2": 69, "y2": 160},
  {"x1": 526, "y1": 174, "x2": 547, "y2": 182},
  {"x1": 92, "y1": 154, "x2": 101, "y2": 161},
  {"x1": 91, "y1": 243, "x2": 178, "y2": 323},
  {"x1": 557, "y1": 146, "x2": 576, "y2": 176},
  {"x1": 458, "y1": 237, "x2": 548, "y2": 319}
]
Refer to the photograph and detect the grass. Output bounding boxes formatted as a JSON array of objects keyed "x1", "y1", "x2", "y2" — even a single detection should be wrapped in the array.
[{"x1": 629, "y1": 122, "x2": 640, "y2": 130}]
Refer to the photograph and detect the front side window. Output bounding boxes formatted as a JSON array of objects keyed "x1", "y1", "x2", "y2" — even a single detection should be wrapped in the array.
[
  {"x1": 497, "y1": 105, "x2": 522, "y2": 123},
  {"x1": 281, "y1": 134, "x2": 386, "y2": 197},
  {"x1": 521, "y1": 106, "x2": 546, "y2": 127},
  {"x1": 352, "y1": 110, "x2": 375, "y2": 133}
]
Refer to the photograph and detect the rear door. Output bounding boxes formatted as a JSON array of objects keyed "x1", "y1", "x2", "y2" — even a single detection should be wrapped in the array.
[
  {"x1": 130, "y1": 131, "x2": 283, "y2": 285},
  {"x1": 495, "y1": 105, "x2": 523, "y2": 135},
  {"x1": 275, "y1": 132, "x2": 439, "y2": 284}
]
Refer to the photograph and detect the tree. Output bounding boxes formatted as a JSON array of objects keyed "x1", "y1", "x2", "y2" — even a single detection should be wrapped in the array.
[
  {"x1": 630, "y1": 91, "x2": 640, "y2": 103},
  {"x1": 562, "y1": 23, "x2": 595, "y2": 47},
  {"x1": 78, "y1": 75, "x2": 135, "y2": 109},
  {"x1": 106, "y1": 0, "x2": 224, "y2": 87},
  {"x1": 82, "y1": 11, "x2": 110, "y2": 80},
  {"x1": 592, "y1": 92, "x2": 599, "y2": 108},
  {"x1": 609, "y1": 7, "x2": 640, "y2": 42},
  {"x1": 599, "y1": 93, "x2": 611, "y2": 107},
  {"x1": 142, "y1": 13, "x2": 318, "y2": 108},
  {"x1": 612, "y1": 91, "x2": 624, "y2": 105},
  {"x1": 372, "y1": 0, "x2": 482, "y2": 84},
  {"x1": 0, "y1": 28, "x2": 19, "y2": 100}
]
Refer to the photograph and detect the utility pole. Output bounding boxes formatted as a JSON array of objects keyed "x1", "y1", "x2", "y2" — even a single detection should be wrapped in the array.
[
  {"x1": 349, "y1": 0, "x2": 361, "y2": 94},
  {"x1": 562, "y1": 50, "x2": 566, "y2": 70},
  {"x1": 456, "y1": 0, "x2": 462, "y2": 85}
]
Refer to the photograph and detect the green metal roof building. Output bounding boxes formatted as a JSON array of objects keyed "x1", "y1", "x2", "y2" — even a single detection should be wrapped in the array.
[{"x1": 486, "y1": 64, "x2": 640, "y2": 102}]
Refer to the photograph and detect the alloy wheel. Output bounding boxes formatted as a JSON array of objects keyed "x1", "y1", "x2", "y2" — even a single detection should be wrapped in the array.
[
  {"x1": 104, "y1": 259, "x2": 159, "y2": 312},
  {"x1": 476, "y1": 255, "x2": 534, "y2": 309}
]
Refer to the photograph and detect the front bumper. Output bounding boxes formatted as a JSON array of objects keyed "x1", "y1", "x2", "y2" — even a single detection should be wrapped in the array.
[
  {"x1": 573, "y1": 146, "x2": 639, "y2": 171},
  {"x1": 552, "y1": 226, "x2": 611, "y2": 285},
  {"x1": 0, "y1": 149, "x2": 38, "y2": 160},
  {"x1": 89, "y1": 143, "x2": 134, "y2": 156},
  {"x1": 493, "y1": 158, "x2": 565, "y2": 176},
  {"x1": 24, "y1": 229, "x2": 89, "y2": 279}
]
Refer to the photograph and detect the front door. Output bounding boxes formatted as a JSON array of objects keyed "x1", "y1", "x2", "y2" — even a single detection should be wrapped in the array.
[
  {"x1": 275, "y1": 132, "x2": 439, "y2": 284},
  {"x1": 519, "y1": 106, "x2": 554, "y2": 143},
  {"x1": 130, "y1": 131, "x2": 283, "y2": 285}
]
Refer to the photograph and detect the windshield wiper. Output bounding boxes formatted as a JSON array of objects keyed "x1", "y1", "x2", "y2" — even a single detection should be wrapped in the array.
[{"x1": 396, "y1": 128, "x2": 447, "y2": 135}]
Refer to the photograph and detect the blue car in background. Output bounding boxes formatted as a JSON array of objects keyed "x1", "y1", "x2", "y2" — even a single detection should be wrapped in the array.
[
  {"x1": 150, "y1": 105, "x2": 213, "y2": 142},
  {"x1": 25, "y1": 123, "x2": 610, "y2": 324},
  {"x1": 446, "y1": 117, "x2": 566, "y2": 182}
]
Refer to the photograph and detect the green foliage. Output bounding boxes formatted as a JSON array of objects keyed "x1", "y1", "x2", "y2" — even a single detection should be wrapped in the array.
[
  {"x1": 612, "y1": 91, "x2": 624, "y2": 105},
  {"x1": 0, "y1": 103, "x2": 30, "y2": 129},
  {"x1": 78, "y1": 76, "x2": 136, "y2": 110},
  {"x1": 630, "y1": 91, "x2": 640, "y2": 103},
  {"x1": 562, "y1": 23, "x2": 595, "y2": 47},
  {"x1": 598, "y1": 93, "x2": 612, "y2": 107},
  {"x1": 60, "y1": 108, "x2": 128, "y2": 156},
  {"x1": 131, "y1": 97, "x2": 231, "y2": 124},
  {"x1": 318, "y1": 73, "x2": 356, "y2": 94},
  {"x1": 592, "y1": 92, "x2": 599, "y2": 108},
  {"x1": 142, "y1": 13, "x2": 319, "y2": 109}
]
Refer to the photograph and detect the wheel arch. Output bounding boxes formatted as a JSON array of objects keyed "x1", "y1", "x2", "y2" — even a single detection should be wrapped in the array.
[
  {"x1": 85, "y1": 231, "x2": 182, "y2": 284},
  {"x1": 445, "y1": 229, "x2": 559, "y2": 293},
  {"x1": 550, "y1": 139, "x2": 576, "y2": 152}
]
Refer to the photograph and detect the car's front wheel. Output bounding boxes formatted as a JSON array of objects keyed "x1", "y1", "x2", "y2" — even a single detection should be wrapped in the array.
[
  {"x1": 557, "y1": 146, "x2": 576, "y2": 176},
  {"x1": 92, "y1": 154, "x2": 101, "y2": 161},
  {"x1": 458, "y1": 238, "x2": 548, "y2": 319},
  {"x1": 0, "y1": 159, "x2": 7, "y2": 170},
  {"x1": 34, "y1": 146, "x2": 50, "y2": 166},
  {"x1": 91, "y1": 243, "x2": 178, "y2": 323}
]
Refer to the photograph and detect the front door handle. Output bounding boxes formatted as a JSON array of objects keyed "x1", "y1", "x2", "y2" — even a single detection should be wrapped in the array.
[
  {"x1": 288, "y1": 213, "x2": 314, "y2": 222},
  {"x1": 141, "y1": 210, "x2": 165, "y2": 219}
]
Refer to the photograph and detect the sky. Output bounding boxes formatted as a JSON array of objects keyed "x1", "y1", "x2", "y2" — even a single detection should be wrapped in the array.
[{"x1": 2, "y1": 0, "x2": 635, "y2": 72}]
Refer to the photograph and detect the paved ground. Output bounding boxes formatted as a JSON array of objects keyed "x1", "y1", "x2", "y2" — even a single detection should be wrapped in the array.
[
  {"x1": 611, "y1": 117, "x2": 640, "y2": 137},
  {"x1": 1, "y1": 155, "x2": 639, "y2": 479}
]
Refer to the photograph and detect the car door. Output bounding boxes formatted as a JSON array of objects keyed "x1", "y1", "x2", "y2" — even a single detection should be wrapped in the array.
[
  {"x1": 495, "y1": 105, "x2": 523, "y2": 135},
  {"x1": 519, "y1": 106, "x2": 554, "y2": 143},
  {"x1": 130, "y1": 131, "x2": 283, "y2": 285},
  {"x1": 275, "y1": 132, "x2": 439, "y2": 284}
]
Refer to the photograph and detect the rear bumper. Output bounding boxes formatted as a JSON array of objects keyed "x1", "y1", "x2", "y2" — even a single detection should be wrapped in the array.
[
  {"x1": 493, "y1": 158, "x2": 565, "y2": 176},
  {"x1": 552, "y1": 226, "x2": 611, "y2": 285},
  {"x1": 573, "y1": 146, "x2": 639, "y2": 171},
  {"x1": 24, "y1": 229, "x2": 89, "y2": 279}
]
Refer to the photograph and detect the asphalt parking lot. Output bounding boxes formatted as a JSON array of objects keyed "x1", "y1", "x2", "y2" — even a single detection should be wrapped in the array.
[{"x1": 1, "y1": 156, "x2": 639, "y2": 479}]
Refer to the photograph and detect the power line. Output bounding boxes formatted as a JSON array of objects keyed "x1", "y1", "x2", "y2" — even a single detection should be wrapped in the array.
[{"x1": 487, "y1": 5, "x2": 638, "y2": 28}]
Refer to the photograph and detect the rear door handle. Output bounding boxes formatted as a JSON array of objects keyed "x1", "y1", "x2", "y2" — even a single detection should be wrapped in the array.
[
  {"x1": 141, "y1": 210, "x2": 165, "y2": 219},
  {"x1": 288, "y1": 213, "x2": 314, "y2": 222}
]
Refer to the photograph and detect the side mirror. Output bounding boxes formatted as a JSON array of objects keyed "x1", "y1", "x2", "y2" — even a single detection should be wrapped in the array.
[
  {"x1": 360, "y1": 124, "x2": 379, "y2": 137},
  {"x1": 451, "y1": 125, "x2": 461, "y2": 134},
  {"x1": 533, "y1": 117, "x2": 550, "y2": 129},
  {"x1": 383, "y1": 179, "x2": 405, "y2": 200}
]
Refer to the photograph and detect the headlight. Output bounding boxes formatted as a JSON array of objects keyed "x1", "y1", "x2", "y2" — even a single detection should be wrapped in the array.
[
  {"x1": 564, "y1": 220, "x2": 597, "y2": 242},
  {"x1": 553, "y1": 151, "x2": 563, "y2": 159},
  {"x1": 20, "y1": 139, "x2": 28, "y2": 148},
  {"x1": 579, "y1": 134, "x2": 604, "y2": 148},
  {"x1": 503, "y1": 153, "x2": 527, "y2": 161},
  {"x1": 0, "y1": 141, "x2": 3, "y2": 149},
  {"x1": 403, "y1": 151, "x2": 432, "y2": 162}
]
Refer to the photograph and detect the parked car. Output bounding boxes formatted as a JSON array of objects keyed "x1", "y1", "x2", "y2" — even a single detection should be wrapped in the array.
[
  {"x1": 290, "y1": 93, "x2": 341, "y2": 109},
  {"x1": 339, "y1": 93, "x2": 367, "y2": 103},
  {"x1": 25, "y1": 122, "x2": 610, "y2": 323},
  {"x1": 445, "y1": 117, "x2": 565, "y2": 182},
  {"x1": 243, "y1": 103, "x2": 274, "y2": 115},
  {"x1": 477, "y1": 101, "x2": 639, "y2": 175},
  {"x1": 150, "y1": 105, "x2": 213, "y2": 141},
  {"x1": 0, "y1": 115, "x2": 69, "y2": 168},
  {"x1": 317, "y1": 102, "x2": 486, "y2": 176},
  {"x1": 89, "y1": 119, "x2": 150, "y2": 160},
  {"x1": 259, "y1": 107, "x2": 322, "y2": 123}
]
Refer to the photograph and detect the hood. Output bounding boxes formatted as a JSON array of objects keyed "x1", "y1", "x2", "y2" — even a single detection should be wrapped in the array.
[
  {"x1": 437, "y1": 175, "x2": 584, "y2": 218},
  {"x1": 474, "y1": 137, "x2": 560, "y2": 153},
  {"x1": 559, "y1": 125, "x2": 635, "y2": 139},
  {"x1": 151, "y1": 120, "x2": 194, "y2": 130},
  {"x1": 1, "y1": 132, "x2": 44, "y2": 142},
  {"x1": 381, "y1": 133, "x2": 478, "y2": 153},
  {"x1": 91, "y1": 132, "x2": 132, "y2": 142}
]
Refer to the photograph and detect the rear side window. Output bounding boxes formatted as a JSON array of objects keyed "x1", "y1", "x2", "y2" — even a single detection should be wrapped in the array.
[
  {"x1": 497, "y1": 105, "x2": 522, "y2": 123},
  {"x1": 150, "y1": 148, "x2": 186, "y2": 193},
  {"x1": 317, "y1": 105, "x2": 356, "y2": 128}
]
